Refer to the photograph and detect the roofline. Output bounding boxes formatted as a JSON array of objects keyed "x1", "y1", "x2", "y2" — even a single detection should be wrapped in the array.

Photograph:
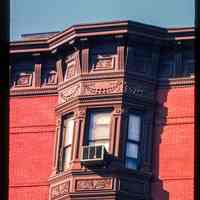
[{"x1": 10, "y1": 20, "x2": 195, "y2": 54}]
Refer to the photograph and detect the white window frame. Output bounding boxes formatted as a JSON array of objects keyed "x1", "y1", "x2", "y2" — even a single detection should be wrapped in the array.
[
  {"x1": 87, "y1": 110, "x2": 111, "y2": 152},
  {"x1": 61, "y1": 115, "x2": 74, "y2": 170}
]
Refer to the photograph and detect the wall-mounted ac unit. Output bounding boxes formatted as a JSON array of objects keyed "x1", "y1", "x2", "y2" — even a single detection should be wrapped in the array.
[{"x1": 81, "y1": 145, "x2": 107, "y2": 165}]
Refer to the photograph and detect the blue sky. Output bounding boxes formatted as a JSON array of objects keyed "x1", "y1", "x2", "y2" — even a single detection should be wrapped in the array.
[{"x1": 10, "y1": 0, "x2": 195, "y2": 41}]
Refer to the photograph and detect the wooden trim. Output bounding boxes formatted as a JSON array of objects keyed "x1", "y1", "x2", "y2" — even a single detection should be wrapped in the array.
[
  {"x1": 51, "y1": 118, "x2": 62, "y2": 176},
  {"x1": 81, "y1": 47, "x2": 89, "y2": 74},
  {"x1": 34, "y1": 63, "x2": 41, "y2": 87},
  {"x1": 117, "y1": 46, "x2": 125, "y2": 71},
  {"x1": 56, "y1": 59, "x2": 63, "y2": 83}
]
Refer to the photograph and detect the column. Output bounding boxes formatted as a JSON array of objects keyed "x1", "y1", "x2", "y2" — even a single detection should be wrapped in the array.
[
  {"x1": 50, "y1": 117, "x2": 62, "y2": 176},
  {"x1": 71, "y1": 107, "x2": 87, "y2": 168}
]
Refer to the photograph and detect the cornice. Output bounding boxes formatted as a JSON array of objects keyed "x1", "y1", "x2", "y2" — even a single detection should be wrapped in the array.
[
  {"x1": 10, "y1": 86, "x2": 58, "y2": 96},
  {"x1": 10, "y1": 20, "x2": 195, "y2": 54},
  {"x1": 9, "y1": 76, "x2": 194, "y2": 97},
  {"x1": 157, "y1": 76, "x2": 195, "y2": 88}
]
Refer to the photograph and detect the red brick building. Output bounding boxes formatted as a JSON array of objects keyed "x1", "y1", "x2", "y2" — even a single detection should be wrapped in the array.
[{"x1": 9, "y1": 20, "x2": 194, "y2": 200}]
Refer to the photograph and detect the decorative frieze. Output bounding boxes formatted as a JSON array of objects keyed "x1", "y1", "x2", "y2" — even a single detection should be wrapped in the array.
[
  {"x1": 59, "y1": 83, "x2": 81, "y2": 103},
  {"x1": 59, "y1": 80, "x2": 124, "y2": 103},
  {"x1": 58, "y1": 79, "x2": 156, "y2": 104},
  {"x1": 50, "y1": 181, "x2": 70, "y2": 199},
  {"x1": 82, "y1": 80, "x2": 123, "y2": 96},
  {"x1": 75, "y1": 178, "x2": 112, "y2": 191}
]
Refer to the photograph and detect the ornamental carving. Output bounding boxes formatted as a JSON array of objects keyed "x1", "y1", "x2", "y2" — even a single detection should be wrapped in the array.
[
  {"x1": 75, "y1": 178, "x2": 112, "y2": 191},
  {"x1": 59, "y1": 83, "x2": 81, "y2": 103},
  {"x1": 43, "y1": 70, "x2": 57, "y2": 85},
  {"x1": 92, "y1": 55, "x2": 115, "y2": 70},
  {"x1": 58, "y1": 79, "x2": 155, "y2": 104},
  {"x1": 113, "y1": 106, "x2": 125, "y2": 115},
  {"x1": 82, "y1": 80, "x2": 123, "y2": 96},
  {"x1": 74, "y1": 107, "x2": 87, "y2": 118},
  {"x1": 51, "y1": 181, "x2": 70, "y2": 199},
  {"x1": 65, "y1": 59, "x2": 76, "y2": 79},
  {"x1": 15, "y1": 72, "x2": 32, "y2": 87}
]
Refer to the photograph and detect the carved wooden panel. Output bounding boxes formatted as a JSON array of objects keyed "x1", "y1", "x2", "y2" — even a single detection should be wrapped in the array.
[
  {"x1": 91, "y1": 54, "x2": 115, "y2": 71},
  {"x1": 42, "y1": 69, "x2": 57, "y2": 85},
  {"x1": 90, "y1": 41, "x2": 117, "y2": 71},
  {"x1": 75, "y1": 178, "x2": 112, "y2": 191},
  {"x1": 47, "y1": 70, "x2": 57, "y2": 84},
  {"x1": 65, "y1": 59, "x2": 76, "y2": 80},
  {"x1": 14, "y1": 71, "x2": 33, "y2": 87},
  {"x1": 41, "y1": 60, "x2": 57, "y2": 86},
  {"x1": 50, "y1": 181, "x2": 70, "y2": 199},
  {"x1": 63, "y1": 51, "x2": 81, "y2": 81}
]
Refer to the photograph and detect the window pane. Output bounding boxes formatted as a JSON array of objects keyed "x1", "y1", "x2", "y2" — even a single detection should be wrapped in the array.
[
  {"x1": 125, "y1": 158, "x2": 138, "y2": 170},
  {"x1": 128, "y1": 114, "x2": 141, "y2": 141},
  {"x1": 89, "y1": 111, "x2": 111, "y2": 140},
  {"x1": 126, "y1": 142, "x2": 138, "y2": 158},
  {"x1": 89, "y1": 140, "x2": 109, "y2": 151},
  {"x1": 64, "y1": 116, "x2": 74, "y2": 146},
  {"x1": 63, "y1": 147, "x2": 71, "y2": 169}
]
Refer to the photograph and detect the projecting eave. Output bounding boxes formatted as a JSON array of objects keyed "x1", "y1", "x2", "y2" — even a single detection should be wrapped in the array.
[
  {"x1": 167, "y1": 27, "x2": 195, "y2": 40},
  {"x1": 10, "y1": 20, "x2": 195, "y2": 54}
]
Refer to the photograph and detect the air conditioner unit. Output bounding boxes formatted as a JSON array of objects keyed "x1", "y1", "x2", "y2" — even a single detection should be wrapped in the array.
[{"x1": 81, "y1": 145, "x2": 107, "y2": 165}]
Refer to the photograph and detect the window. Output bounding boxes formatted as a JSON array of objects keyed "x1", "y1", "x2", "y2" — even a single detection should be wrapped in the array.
[
  {"x1": 62, "y1": 115, "x2": 74, "y2": 169},
  {"x1": 125, "y1": 114, "x2": 141, "y2": 170},
  {"x1": 88, "y1": 111, "x2": 111, "y2": 151}
]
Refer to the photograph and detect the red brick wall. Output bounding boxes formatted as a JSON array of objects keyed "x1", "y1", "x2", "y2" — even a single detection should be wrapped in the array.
[
  {"x1": 9, "y1": 87, "x2": 194, "y2": 200},
  {"x1": 152, "y1": 87, "x2": 194, "y2": 200},
  {"x1": 9, "y1": 95, "x2": 58, "y2": 200}
]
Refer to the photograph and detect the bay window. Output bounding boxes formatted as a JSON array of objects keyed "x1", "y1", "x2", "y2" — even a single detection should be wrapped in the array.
[
  {"x1": 87, "y1": 110, "x2": 111, "y2": 151},
  {"x1": 125, "y1": 114, "x2": 141, "y2": 170}
]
